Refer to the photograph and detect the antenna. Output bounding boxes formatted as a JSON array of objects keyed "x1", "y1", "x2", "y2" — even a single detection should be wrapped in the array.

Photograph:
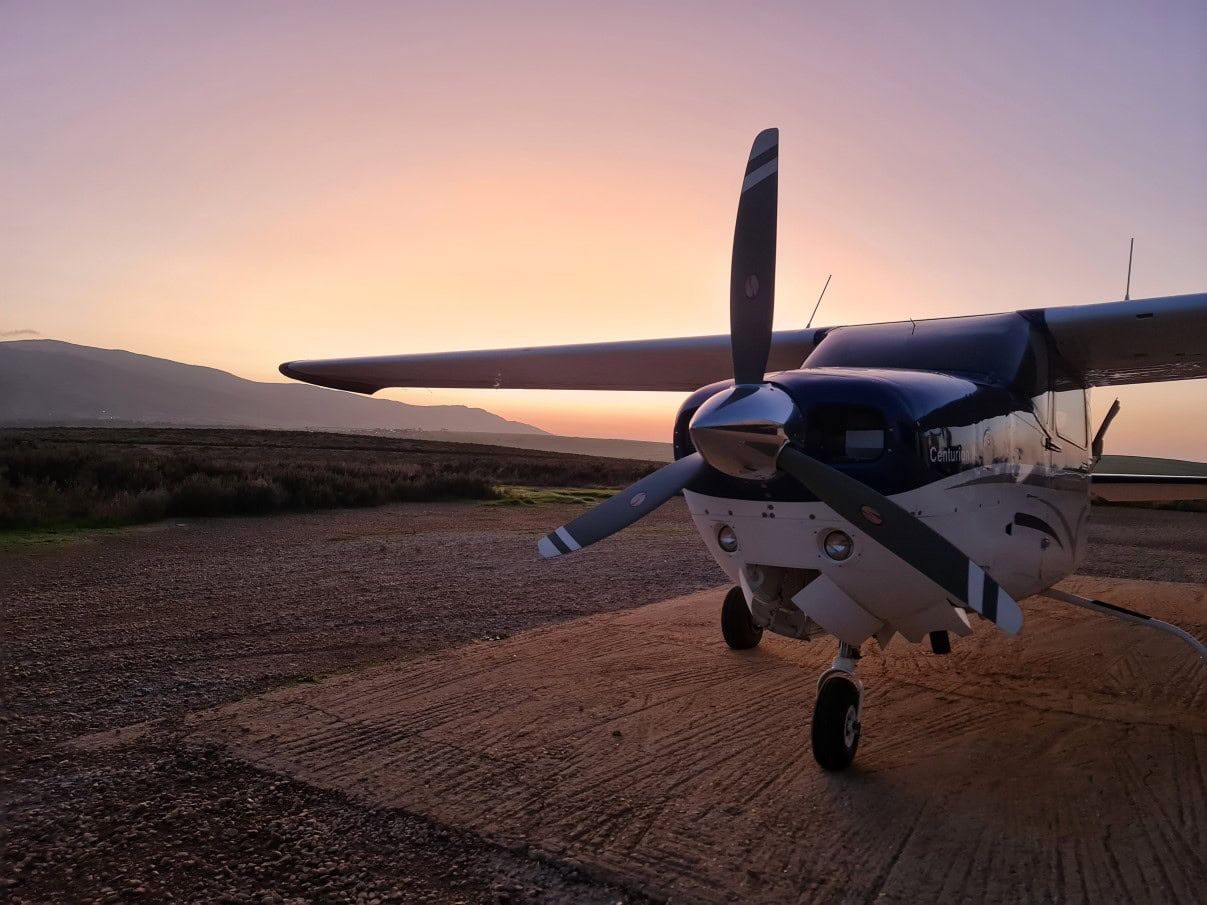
[
  {"x1": 806, "y1": 273, "x2": 832, "y2": 329},
  {"x1": 1124, "y1": 237, "x2": 1134, "y2": 301}
]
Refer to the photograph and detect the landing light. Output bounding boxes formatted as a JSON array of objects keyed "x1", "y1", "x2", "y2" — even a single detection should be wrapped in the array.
[
  {"x1": 717, "y1": 525, "x2": 739, "y2": 553},
  {"x1": 823, "y1": 530, "x2": 854, "y2": 561}
]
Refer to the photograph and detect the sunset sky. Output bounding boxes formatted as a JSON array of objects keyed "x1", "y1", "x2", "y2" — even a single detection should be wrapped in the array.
[{"x1": 3, "y1": 1, "x2": 1205, "y2": 457}]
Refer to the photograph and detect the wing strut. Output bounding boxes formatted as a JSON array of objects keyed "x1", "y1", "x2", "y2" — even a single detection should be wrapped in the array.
[
  {"x1": 1039, "y1": 588, "x2": 1207, "y2": 664},
  {"x1": 1091, "y1": 398, "x2": 1121, "y2": 464}
]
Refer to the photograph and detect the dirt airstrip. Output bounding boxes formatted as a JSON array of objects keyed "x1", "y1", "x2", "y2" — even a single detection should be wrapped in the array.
[{"x1": 3, "y1": 503, "x2": 1206, "y2": 903}]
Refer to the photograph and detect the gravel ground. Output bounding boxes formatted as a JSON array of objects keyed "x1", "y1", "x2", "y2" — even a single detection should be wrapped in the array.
[
  {"x1": 2, "y1": 502, "x2": 1204, "y2": 903},
  {"x1": 2, "y1": 501, "x2": 716, "y2": 904},
  {"x1": 1080, "y1": 505, "x2": 1207, "y2": 584}
]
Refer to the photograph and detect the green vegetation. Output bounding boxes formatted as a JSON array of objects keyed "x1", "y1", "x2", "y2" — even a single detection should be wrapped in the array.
[
  {"x1": 1094, "y1": 499, "x2": 1207, "y2": 514},
  {"x1": 0, "y1": 526, "x2": 131, "y2": 551},
  {"x1": 1094, "y1": 454, "x2": 1207, "y2": 512},
  {"x1": 487, "y1": 487, "x2": 618, "y2": 507},
  {"x1": 387, "y1": 430, "x2": 675, "y2": 462},
  {"x1": 1097, "y1": 454, "x2": 1207, "y2": 477},
  {"x1": 0, "y1": 428, "x2": 660, "y2": 533},
  {"x1": 6, "y1": 428, "x2": 1200, "y2": 532}
]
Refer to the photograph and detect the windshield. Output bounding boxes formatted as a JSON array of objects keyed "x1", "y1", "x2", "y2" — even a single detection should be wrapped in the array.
[{"x1": 805, "y1": 313, "x2": 1032, "y2": 388}]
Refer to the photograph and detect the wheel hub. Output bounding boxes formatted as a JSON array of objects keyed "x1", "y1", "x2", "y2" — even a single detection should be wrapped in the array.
[{"x1": 843, "y1": 705, "x2": 858, "y2": 748}]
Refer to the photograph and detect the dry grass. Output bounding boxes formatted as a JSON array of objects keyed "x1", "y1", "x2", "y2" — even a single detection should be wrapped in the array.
[
  {"x1": 486, "y1": 487, "x2": 618, "y2": 507},
  {"x1": 0, "y1": 428, "x2": 660, "y2": 531}
]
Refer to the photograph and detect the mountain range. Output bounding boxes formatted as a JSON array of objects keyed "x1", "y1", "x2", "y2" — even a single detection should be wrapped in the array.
[{"x1": 0, "y1": 340, "x2": 543, "y2": 434}]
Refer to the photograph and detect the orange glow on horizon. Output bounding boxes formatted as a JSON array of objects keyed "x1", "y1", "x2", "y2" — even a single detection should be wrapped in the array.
[{"x1": 3, "y1": 2, "x2": 1204, "y2": 458}]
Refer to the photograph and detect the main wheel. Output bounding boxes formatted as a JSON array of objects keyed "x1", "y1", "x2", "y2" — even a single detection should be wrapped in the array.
[
  {"x1": 811, "y1": 676, "x2": 861, "y2": 771},
  {"x1": 720, "y1": 586, "x2": 762, "y2": 649}
]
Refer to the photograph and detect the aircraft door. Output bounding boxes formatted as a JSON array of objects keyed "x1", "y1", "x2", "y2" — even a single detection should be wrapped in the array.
[
  {"x1": 1035, "y1": 389, "x2": 1089, "y2": 583},
  {"x1": 1031, "y1": 389, "x2": 1055, "y2": 469}
]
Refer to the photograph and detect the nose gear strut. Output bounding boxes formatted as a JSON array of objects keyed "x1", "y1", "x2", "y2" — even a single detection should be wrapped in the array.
[{"x1": 811, "y1": 641, "x2": 864, "y2": 771}]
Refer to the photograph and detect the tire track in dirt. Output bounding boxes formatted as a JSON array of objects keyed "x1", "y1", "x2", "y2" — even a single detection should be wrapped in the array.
[
  {"x1": 12, "y1": 503, "x2": 1204, "y2": 904},
  {"x1": 190, "y1": 576, "x2": 1207, "y2": 904}
]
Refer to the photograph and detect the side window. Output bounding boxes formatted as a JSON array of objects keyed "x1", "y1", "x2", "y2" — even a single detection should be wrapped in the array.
[
  {"x1": 1053, "y1": 390, "x2": 1088, "y2": 448},
  {"x1": 806, "y1": 404, "x2": 886, "y2": 463},
  {"x1": 1031, "y1": 392, "x2": 1051, "y2": 432}
]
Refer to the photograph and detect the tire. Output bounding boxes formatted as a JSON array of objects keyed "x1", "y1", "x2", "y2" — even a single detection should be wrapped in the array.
[
  {"x1": 720, "y1": 586, "x2": 762, "y2": 650},
  {"x1": 811, "y1": 676, "x2": 861, "y2": 771}
]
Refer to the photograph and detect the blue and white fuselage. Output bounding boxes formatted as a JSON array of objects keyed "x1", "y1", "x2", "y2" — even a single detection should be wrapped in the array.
[{"x1": 674, "y1": 312, "x2": 1094, "y2": 646}]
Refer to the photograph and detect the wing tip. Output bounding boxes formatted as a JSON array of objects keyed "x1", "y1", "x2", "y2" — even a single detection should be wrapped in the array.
[
  {"x1": 537, "y1": 536, "x2": 562, "y2": 559},
  {"x1": 278, "y1": 361, "x2": 383, "y2": 395}
]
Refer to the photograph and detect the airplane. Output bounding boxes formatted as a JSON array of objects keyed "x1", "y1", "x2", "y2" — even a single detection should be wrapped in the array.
[{"x1": 280, "y1": 129, "x2": 1207, "y2": 771}]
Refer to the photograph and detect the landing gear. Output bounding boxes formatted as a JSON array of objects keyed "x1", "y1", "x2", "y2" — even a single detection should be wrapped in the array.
[
  {"x1": 721, "y1": 586, "x2": 763, "y2": 650},
  {"x1": 811, "y1": 642, "x2": 863, "y2": 771}
]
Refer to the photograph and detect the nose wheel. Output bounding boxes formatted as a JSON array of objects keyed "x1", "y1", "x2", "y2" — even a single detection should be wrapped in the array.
[
  {"x1": 811, "y1": 643, "x2": 863, "y2": 771},
  {"x1": 721, "y1": 585, "x2": 763, "y2": 650}
]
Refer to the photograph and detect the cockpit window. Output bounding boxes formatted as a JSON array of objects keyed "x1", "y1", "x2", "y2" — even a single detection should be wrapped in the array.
[
  {"x1": 805, "y1": 313, "x2": 1033, "y2": 388},
  {"x1": 1053, "y1": 389, "x2": 1088, "y2": 447},
  {"x1": 806, "y1": 405, "x2": 886, "y2": 463}
]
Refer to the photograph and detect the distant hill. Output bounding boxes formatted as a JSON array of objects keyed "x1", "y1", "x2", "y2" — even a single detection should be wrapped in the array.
[
  {"x1": 1097, "y1": 454, "x2": 1207, "y2": 476},
  {"x1": 0, "y1": 340, "x2": 544, "y2": 434},
  {"x1": 375, "y1": 430, "x2": 675, "y2": 461}
]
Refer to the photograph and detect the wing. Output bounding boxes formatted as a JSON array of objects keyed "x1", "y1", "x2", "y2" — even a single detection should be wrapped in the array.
[
  {"x1": 1031, "y1": 292, "x2": 1207, "y2": 387},
  {"x1": 1090, "y1": 474, "x2": 1207, "y2": 503},
  {"x1": 279, "y1": 292, "x2": 1205, "y2": 394},
  {"x1": 280, "y1": 330, "x2": 822, "y2": 393}
]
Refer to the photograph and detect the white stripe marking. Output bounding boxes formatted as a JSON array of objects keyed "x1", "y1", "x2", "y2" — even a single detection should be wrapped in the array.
[
  {"x1": 996, "y1": 588, "x2": 1024, "y2": 635},
  {"x1": 741, "y1": 159, "x2": 778, "y2": 192},
  {"x1": 537, "y1": 536, "x2": 561, "y2": 558},
  {"x1": 966, "y1": 562, "x2": 985, "y2": 613},
  {"x1": 555, "y1": 526, "x2": 581, "y2": 552}
]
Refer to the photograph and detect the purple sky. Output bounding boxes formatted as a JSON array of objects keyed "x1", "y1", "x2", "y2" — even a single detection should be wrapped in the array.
[{"x1": 3, "y1": 1, "x2": 1205, "y2": 454}]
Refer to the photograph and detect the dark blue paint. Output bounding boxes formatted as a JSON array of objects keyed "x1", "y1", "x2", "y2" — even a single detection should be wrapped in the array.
[
  {"x1": 804, "y1": 313, "x2": 1034, "y2": 389},
  {"x1": 672, "y1": 319, "x2": 1092, "y2": 502}
]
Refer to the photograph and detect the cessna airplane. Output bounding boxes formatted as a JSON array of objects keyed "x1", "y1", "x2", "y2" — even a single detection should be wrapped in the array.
[{"x1": 281, "y1": 129, "x2": 1207, "y2": 770}]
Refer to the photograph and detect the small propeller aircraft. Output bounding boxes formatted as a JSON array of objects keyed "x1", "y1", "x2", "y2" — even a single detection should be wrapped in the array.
[{"x1": 282, "y1": 129, "x2": 1207, "y2": 770}]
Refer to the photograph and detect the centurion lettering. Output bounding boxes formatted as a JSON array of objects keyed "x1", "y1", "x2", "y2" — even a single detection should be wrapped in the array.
[{"x1": 930, "y1": 444, "x2": 970, "y2": 464}]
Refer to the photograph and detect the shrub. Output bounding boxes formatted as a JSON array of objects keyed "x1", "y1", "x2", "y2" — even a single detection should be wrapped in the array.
[{"x1": 0, "y1": 428, "x2": 654, "y2": 531}]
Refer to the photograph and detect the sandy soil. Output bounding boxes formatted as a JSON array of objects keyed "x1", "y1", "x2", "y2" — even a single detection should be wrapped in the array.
[
  {"x1": 190, "y1": 578, "x2": 1207, "y2": 905},
  {"x1": 3, "y1": 503, "x2": 1206, "y2": 903}
]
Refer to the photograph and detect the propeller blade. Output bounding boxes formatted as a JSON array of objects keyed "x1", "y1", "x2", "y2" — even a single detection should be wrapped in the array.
[
  {"x1": 776, "y1": 447, "x2": 1024, "y2": 634},
  {"x1": 537, "y1": 453, "x2": 707, "y2": 558},
  {"x1": 730, "y1": 127, "x2": 779, "y2": 385}
]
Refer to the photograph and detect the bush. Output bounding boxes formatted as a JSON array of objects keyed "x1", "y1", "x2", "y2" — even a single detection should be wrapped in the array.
[{"x1": 0, "y1": 428, "x2": 657, "y2": 531}]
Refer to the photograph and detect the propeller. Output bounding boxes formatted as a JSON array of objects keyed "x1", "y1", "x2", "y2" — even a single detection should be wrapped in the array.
[
  {"x1": 776, "y1": 447, "x2": 1023, "y2": 633},
  {"x1": 730, "y1": 127, "x2": 779, "y2": 385},
  {"x1": 536, "y1": 128, "x2": 1023, "y2": 635},
  {"x1": 538, "y1": 129, "x2": 780, "y2": 560},
  {"x1": 537, "y1": 453, "x2": 706, "y2": 557}
]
